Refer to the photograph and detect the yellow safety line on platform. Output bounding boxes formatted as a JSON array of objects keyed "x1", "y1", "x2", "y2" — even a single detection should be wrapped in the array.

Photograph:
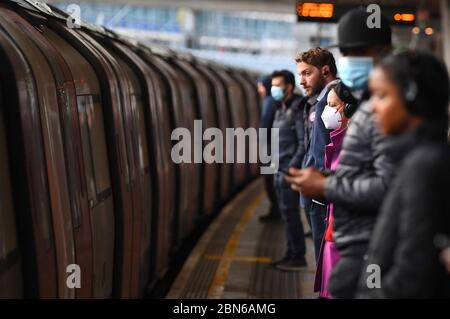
[
  {"x1": 207, "y1": 192, "x2": 264, "y2": 298},
  {"x1": 204, "y1": 255, "x2": 272, "y2": 264}
]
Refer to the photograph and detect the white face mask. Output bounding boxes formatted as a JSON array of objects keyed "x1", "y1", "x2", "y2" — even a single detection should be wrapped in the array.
[{"x1": 321, "y1": 105, "x2": 342, "y2": 130}]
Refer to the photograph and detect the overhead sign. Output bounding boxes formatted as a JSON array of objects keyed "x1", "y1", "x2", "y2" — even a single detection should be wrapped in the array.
[
  {"x1": 296, "y1": 2, "x2": 334, "y2": 19},
  {"x1": 296, "y1": 2, "x2": 417, "y2": 25}
]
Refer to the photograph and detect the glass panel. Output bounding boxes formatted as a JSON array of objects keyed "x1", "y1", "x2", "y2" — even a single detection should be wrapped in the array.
[
  {"x1": 0, "y1": 108, "x2": 18, "y2": 260},
  {"x1": 132, "y1": 94, "x2": 149, "y2": 170},
  {"x1": 77, "y1": 95, "x2": 96, "y2": 202},
  {"x1": 77, "y1": 95, "x2": 111, "y2": 202},
  {"x1": 85, "y1": 97, "x2": 111, "y2": 194}
]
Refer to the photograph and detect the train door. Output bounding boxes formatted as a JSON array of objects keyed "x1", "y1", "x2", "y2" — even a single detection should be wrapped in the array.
[
  {"x1": 133, "y1": 45, "x2": 177, "y2": 284},
  {"x1": 232, "y1": 71, "x2": 260, "y2": 178},
  {"x1": 173, "y1": 58, "x2": 219, "y2": 218},
  {"x1": 46, "y1": 22, "x2": 135, "y2": 298},
  {"x1": 195, "y1": 62, "x2": 232, "y2": 203},
  {"x1": 0, "y1": 6, "x2": 75, "y2": 298},
  {"x1": 213, "y1": 67, "x2": 249, "y2": 189},
  {"x1": 0, "y1": 89, "x2": 23, "y2": 298}
]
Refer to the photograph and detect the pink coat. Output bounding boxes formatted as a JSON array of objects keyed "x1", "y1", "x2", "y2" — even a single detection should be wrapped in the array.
[{"x1": 314, "y1": 126, "x2": 347, "y2": 298}]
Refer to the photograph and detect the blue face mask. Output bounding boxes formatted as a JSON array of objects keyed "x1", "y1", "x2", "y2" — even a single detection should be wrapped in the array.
[
  {"x1": 271, "y1": 86, "x2": 285, "y2": 101},
  {"x1": 337, "y1": 57, "x2": 374, "y2": 90}
]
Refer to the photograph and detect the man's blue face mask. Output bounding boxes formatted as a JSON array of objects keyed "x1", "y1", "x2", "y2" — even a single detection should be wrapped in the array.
[
  {"x1": 337, "y1": 57, "x2": 374, "y2": 90},
  {"x1": 271, "y1": 86, "x2": 285, "y2": 101}
]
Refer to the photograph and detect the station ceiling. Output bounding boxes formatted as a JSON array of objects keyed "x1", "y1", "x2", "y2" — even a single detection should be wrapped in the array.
[{"x1": 75, "y1": 0, "x2": 442, "y2": 17}]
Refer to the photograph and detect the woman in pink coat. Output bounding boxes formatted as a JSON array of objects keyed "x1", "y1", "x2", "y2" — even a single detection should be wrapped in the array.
[{"x1": 314, "y1": 82, "x2": 356, "y2": 298}]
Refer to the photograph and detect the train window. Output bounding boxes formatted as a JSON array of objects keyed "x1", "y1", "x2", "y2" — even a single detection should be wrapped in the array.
[
  {"x1": 78, "y1": 95, "x2": 96, "y2": 201},
  {"x1": 132, "y1": 94, "x2": 150, "y2": 170},
  {"x1": 87, "y1": 99, "x2": 111, "y2": 195},
  {"x1": 0, "y1": 107, "x2": 18, "y2": 261},
  {"x1": 77, "y1": 95, "x2": 111, "y2": 205}
]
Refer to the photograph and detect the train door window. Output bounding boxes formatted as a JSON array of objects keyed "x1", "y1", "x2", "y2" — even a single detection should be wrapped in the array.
[
  {"x1": 131, "y1": 94, "x2": 149, "y2": 172},
  {"x1": 77, "y1": 95, "x2": 112, "y2": 206},
  {"x1": 0, "y1": 107, "x2": 18, "y2": 262}
]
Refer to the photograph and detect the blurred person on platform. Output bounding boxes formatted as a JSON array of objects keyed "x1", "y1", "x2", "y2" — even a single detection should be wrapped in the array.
[{"x1": 257, "y1": 75, "x2": 281, "y2": 222}]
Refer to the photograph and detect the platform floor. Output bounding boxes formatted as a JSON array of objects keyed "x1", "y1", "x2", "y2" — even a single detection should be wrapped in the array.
[{"x1": 166, "y1": 178, "x2": 318, "y2": 299}]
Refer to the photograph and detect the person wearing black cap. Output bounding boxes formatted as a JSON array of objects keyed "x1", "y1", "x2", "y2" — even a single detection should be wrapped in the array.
[
  {"x1": 285, "y1": 7, "x2": 396, "y2": 298},
  {"x1": 357, "y1": 51, "x2": 450, "y2": 298},
  {"x1": 334, "y1": 5, "x2": 392, "y2": 115},
  {"x1": 257, "y1": 75, "x2": 281, "y2": 221}
]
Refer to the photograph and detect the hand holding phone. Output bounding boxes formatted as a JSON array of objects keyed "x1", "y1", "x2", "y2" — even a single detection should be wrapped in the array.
[{"x1": 278, "y1": 167, "x2": 292, "y2": 176}]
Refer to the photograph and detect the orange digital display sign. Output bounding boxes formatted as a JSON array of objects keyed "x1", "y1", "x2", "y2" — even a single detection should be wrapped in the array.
[
  {"x1": 394, "y1": 13, "x2": 416, "y2": 22},
  {"x1": 297, "y1": 2, "x2": 334, "y2": 19},
  {"x1": 296, "y1": 2, "x2": 416, "y2": 25}
]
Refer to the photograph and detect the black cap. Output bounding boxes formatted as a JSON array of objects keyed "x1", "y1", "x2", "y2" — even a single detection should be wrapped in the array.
[{"x1": 335, "y1": 7, "x2": 391, "y2": 49}]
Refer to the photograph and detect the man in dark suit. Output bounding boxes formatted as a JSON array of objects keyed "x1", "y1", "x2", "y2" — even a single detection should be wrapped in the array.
[{"x1": 295, "y1": 47, "x2": 339, "y2": 260}]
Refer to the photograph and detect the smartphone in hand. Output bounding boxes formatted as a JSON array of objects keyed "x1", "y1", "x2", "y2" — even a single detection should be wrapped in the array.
[{"x1": 278, "y1": 167, "x2": 292, "y2": 177}]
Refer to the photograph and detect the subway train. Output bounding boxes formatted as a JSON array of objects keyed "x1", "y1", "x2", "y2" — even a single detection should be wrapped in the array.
[{"x1": 0, "y1": 0, "x2": 261, "y2": 298}]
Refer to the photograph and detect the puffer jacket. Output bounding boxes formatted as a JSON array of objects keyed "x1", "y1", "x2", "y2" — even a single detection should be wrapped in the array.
[
  {"x1": 272, "y1": 93, "x2": 307, "y2": 169},
  {"x1": 357, "y1": 123, "x2": 450, "y2": 298},
  {"x1": 324, "y1": 97, "x2": 395, "y2": 252}
]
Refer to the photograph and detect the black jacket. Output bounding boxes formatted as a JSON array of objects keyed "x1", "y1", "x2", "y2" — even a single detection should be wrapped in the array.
[
  {"x1": 324, "y1": 97, "x2": 395, "y2": 252},
  {"x1": 357, "y1": 123, "x2": 450, "y2": 298},
  {"x1": 272, "y1": 94, "x2": 307, "y2": 169}
]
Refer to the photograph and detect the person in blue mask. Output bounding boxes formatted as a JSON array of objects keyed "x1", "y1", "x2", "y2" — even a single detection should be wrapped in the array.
[
  {"x1": 285, "y1": 7, "x2": 395, "y2": 298},
  {"x1": 270, "y1": 70, "x2": 308, "y2": 271}
]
